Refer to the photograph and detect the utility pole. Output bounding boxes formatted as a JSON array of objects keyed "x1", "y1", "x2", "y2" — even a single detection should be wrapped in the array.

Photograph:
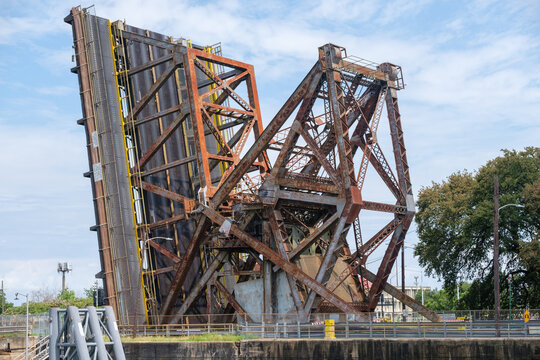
[
  {"x1": 402, "y1": 247, "x2": 406, "y2": 321},
  {"x1": 493, "y1": 175, "x2": 501, "y2": 337},
  {"x1": 508, "y1": 275, "x2": 513, "y2": 320},
  {"x1": 57, "y1": 262, "x2": 72, "y2": 293},
  {"x1": 1, "y1": 280, "x2": 4, "y2": 314},
  {"x1": 94, "y1": 280, "x2": 99, "y2": 307},
  {"x1": 401, "y1": 248, "x2": 406, "y2": 294}
]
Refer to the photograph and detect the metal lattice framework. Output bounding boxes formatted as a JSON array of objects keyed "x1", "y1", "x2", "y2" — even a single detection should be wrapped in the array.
[{"x1": 68, "y1": 7, "x2": 439, "y2": 326}]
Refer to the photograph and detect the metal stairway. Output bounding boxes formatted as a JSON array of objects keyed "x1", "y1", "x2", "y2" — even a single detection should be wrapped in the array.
[{"x1": 13, "y1": 335, "x2": 50, "y2": 360}]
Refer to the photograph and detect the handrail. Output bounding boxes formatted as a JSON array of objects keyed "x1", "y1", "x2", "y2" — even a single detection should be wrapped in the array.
[{"x1": 12, "y1": 335, "x2": 49, "y2": 360}]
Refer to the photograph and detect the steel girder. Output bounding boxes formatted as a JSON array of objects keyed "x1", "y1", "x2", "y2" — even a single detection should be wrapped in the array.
[{"x1": 71, "y1": 7, "x2": 436, "y2": 325}]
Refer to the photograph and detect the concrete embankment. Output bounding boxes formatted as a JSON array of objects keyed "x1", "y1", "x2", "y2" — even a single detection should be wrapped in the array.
[
  {"x1": 124, "y1": 338, "x2": 540, "y2": 359},
  {"x1": 0, "y1": 336, "x2": 38, "y2": 360}
]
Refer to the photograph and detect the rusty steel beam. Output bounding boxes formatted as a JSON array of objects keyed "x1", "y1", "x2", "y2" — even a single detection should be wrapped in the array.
[
  {"x1": 277, "y1": 190, "x2": 339, "y2": 206},
  {"x1": 167, "y1": 251, "x2": 227, "y2": 323},
  {"x1": 268, "y1": 209, "x2": 305, "y2": 313},
  {"x1": 183, "y1": 47, "x2": 263, "y2": 194},
  {"x1": 147, "y1": 239, "x2": 181, "y2": 263},
  {"x1": 147, "y1": 214, "x2": 186, "y2": 230},
  {"x1": 126, "y1": 58, "x2": 179, "y2": 121},
  {"x1": 141, "y1": 155, "x2": 196, "y2": 177},
  {"x1": 210, "y1": 63, "x2": 322, "y2": 208},
  {"x1": 150, "y1": 266, "x2": 175, "y2": 276},
  {"x1": 286, "y1": 212, "x2": 340, "y2": 263},
  {"x1": 198, "y1": 68, "x2": 243, "y2": 89},
  {"x1": 277, "y1": 175, "x2": 340, "y2": 194},
  {"x1": 128, "y1": 53, "x2": 173, "y2": 76},
  {"x1": 160, "y1": 215, "x2": 210, "y2": 322},
  {"x1": 190, "y1": 46, "x2": 255, "y2": 71},
  {"x1": 271, "y1": 74, "x2": 322, "y2": 173},
  {"x1": 120, "y1": 30, "x2": 175, "y2": 50},
  {"x1": 132, "y1": 104, "x2": 186, "y2": 127},
  {"x1": 354, "y1": 138, "x2": 402, "y2": 200},
  {"x1": 361, "y1": 201, "x2": 407, "y2": 214},
  {"x1": 368, "y1": 214, "x2": 413, "y2": 309},
  {"x1": 201, "y1": 206, "x2": 361, "y2": 315},
  {"x1": 322, "y1": 44, "x2": 355, "y2": 190},
  {"x1": 360, "y1": 267, "x2": 440, "y2": 322},
  {"x1": 339, "y1": 59, "x2": 388, "y2": 81},
  {"x1": 138, "y1": 181, "x2": 191, "y2": 205},
  {"x1": 134, "y1": 111, "x2": 189, "y2": 172},
  {"x1": 351, "y1": 217, "x2": 401, "y2": 260},
  {"x1": 303, "y1": 216, "x2": 347, "y2": 312},
  {"x1": 303, "y1": 83, "x2": 379, "y2": 177},
  {"x1": 297, "y1": 126, "x2": 340, "y2": 184},
  {"x1": 384, "y1": 77, "x2": 412, "y2": 197},
  {"x1": 213, "y1": 278, "x2": 254, "y2": 323},
  {"x1": 199, "y1": 70, "x2": 250, "y2": 104}
]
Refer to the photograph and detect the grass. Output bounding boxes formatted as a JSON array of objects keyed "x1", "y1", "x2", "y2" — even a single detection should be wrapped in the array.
[
  {"x1": 122, "y1": 332, "x2": 259, "y2": 342},
  {"x1": 0, "y1": 334, "x2": 37, "y2": 338}
]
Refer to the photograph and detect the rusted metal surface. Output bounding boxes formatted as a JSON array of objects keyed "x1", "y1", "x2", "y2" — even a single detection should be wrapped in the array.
[
  {"x1": 167, "y1": 251, "x2": 227, "y2": 323},
  {"x1": 201, "y1": 206, "x2": 362, "y2": 316},
  {"x1": 70, "y1": 9, "x2": 423, "y2": 325},
  {"x1": 68, "y1": 7, "x2": 118, "y2": 315},
  {"x1": 213, "y1": 278, "x2": 254, "y2": 323}
]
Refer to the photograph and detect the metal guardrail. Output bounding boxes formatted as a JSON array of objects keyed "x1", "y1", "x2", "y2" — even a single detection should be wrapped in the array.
[
  {"x1": 12, "y1": 336, "x2": 49, "y2": 360},
  {"x1": 0, "y1": 326, "x2": 26, "y2": 335},
  {"x1": 126, "y1": 309, "x2": 540, "y2": 326},
  {"x1": 120, "y1": 319, "x2": 540, "y2": 339}
]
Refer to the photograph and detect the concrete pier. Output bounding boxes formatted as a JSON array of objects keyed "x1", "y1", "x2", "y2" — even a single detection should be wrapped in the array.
[{"x1": 124, "y1": 338, "x2": 540, "y2": 359}]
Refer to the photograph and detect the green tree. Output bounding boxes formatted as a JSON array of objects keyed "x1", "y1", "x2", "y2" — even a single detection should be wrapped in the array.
[
  {"x1": 58, "y1": 289, "x2": 76, "y2": 301},
  {"x1": 415, "y1": 288, "x2": 455, "y2": 311},
  {"x1": 0, "y1": 288, "x2": 14, "y2": 314},
  {"x1": 415, "y1": 147, "x2": 540, "y2": 309},
  {"x1": 4, "y1": 288, "x2": 93, "y2": 315}
]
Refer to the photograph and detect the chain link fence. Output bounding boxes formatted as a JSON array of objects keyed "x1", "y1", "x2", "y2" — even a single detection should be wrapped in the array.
[{"x1": 0, "y1": 314, "x2": 49, "y2": 336}]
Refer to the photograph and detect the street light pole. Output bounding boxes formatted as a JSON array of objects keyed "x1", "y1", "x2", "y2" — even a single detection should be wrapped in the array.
[
  {"x1": 508, "y1": 275, "x2": 513, "y2": 320},
  {"x1": 15, "y1": 293, "x2": 29, "y2": 360},
  {"x1": 493, "y1": 174, "x2": 525, "y2": 337},
  {"x1": 493, "y1": 175, "x2": 501, "y2": 337}
]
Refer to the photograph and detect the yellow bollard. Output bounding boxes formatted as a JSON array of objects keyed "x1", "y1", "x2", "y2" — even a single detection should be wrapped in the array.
[{"x1": 324, "y1": 319, "x2": 335, "y2": 339}]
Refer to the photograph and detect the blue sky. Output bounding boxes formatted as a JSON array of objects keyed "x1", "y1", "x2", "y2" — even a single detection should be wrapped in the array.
[{"x1": 0, "y1": 0, "x2": 539, "y2": 304}]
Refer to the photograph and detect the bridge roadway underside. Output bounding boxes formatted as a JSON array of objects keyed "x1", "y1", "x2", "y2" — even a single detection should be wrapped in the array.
[{"x1": 124, "y1": 338, "x2": 540, "y2": 360}]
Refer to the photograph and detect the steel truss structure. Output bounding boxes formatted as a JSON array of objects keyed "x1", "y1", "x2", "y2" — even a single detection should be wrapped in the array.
[
  {"x1": 67, "y1": 7, "x2": 439, "y2": 326},
  {"x1": 49, "y1": 306, "x2": 125, "y2": 360}
]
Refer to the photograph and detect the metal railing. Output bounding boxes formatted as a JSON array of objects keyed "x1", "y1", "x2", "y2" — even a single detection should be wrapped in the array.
[
  {"x1": 120, "y1": 320, "x2": 540, "y2": 339},
  {"x1": 12, "y1": 336, "x2": 49, "y2": 360},
  {"x1": 119, "y1": 309, "x2": 540, "y2": 339}
]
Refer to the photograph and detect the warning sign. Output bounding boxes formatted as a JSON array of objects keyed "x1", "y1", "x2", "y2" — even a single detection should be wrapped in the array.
[{"x1": 524, "y1": 310, "x2": 531, "y2": 323}]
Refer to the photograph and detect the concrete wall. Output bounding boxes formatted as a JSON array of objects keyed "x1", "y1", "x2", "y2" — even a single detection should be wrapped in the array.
[
  {"x1": 0, "y1": 336, "x2": 38, "y2": 360},
  {"x1": 124, "y1": 338, "x2": 540, "y2": 360}
]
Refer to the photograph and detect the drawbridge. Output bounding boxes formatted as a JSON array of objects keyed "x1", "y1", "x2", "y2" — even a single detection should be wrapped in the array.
[{"x1": 66, "y1": 6, "x2": 438, "y2": 325}]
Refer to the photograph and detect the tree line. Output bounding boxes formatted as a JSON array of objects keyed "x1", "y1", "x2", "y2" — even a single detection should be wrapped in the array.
[
  {"x1": 414, "y1": 147, "x2": 539, "y2": 310},
  {"x1": 0, "y1": 288, "x2": 94, "y2": 315}
]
